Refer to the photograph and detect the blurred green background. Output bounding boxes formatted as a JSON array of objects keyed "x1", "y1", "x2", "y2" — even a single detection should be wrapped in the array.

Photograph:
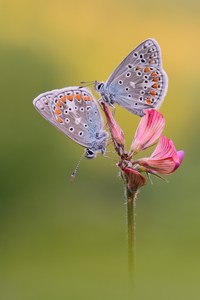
[{"x1": 0, "y1": 0, "x2": 199, "y2": 299}]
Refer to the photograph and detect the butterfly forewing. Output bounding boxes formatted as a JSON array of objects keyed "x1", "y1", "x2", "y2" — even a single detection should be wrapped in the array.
[{"x1": 106, "y1": 39, "x2": 163, "y2": 86}]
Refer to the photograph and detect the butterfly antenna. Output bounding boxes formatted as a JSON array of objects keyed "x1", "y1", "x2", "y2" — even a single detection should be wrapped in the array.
[
  {"x1": 79, "y1": 81, "x2": 94, "y2": 88},
  {"x1": 70, "y1": 151, "x2": 85, "y2": 180}
]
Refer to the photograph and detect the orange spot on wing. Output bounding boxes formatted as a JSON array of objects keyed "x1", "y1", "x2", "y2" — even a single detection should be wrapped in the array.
[
  {"x1": 55, "y1": 108, "x2": 61, "y2": 115},
  {"x1": 60, "y1": 96, "x2": 67, "y2": 104},
  {"x1": 146, "y1": 98, "x2": 151, "y2": 105},
  {"x1": 152, "y1": 83, "x2": 158, "y2": 89},
  {"x1": 84, "y1": 95, "x2": 92, "y2": 101},
  {"x1": 75, "y1": 94, "x2": 82, "y2": 100},
  {"x1": 56, "y1": 100, "x2": 61, "y2": 107},
  {"x1": 151, "y1": 71, "x2": 157, "y2": 77},
  {"x1": 150, "y1": 91, "x2": 156, "y2": 96},
  {"x1": 135, "y1": 66, "x2": 142, "y2": 71},
  {"x1": 144, "y1": 67, "x2": 150, "y2": 73},
  {"x1": 56, "y1": 117, "x2": 63, "y2": 123},
  {"x1": 66, "y1": 95, "x2": 73, "y2": 101}
]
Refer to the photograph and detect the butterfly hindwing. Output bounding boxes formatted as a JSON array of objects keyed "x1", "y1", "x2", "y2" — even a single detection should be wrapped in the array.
[
  {"x1": 107, "y1": 64, "x2": 168, "y2": 116},
  {"x1": 33, "y1": 87, "x2": 107, "y2": 149}
]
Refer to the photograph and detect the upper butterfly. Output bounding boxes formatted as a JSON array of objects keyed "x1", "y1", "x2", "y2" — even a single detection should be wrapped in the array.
[
  {"x1": 33, "y1": 87, "x2": 108, "y2": 159},
  {"x1": 94, "y1": 39, "x2": 168, "y2": 117}
]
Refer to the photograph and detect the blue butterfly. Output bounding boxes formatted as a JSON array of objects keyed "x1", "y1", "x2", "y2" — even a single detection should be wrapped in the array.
[
  {"x1": 94, "y1": 39, "x2": 168, "y2": 117},
  {"x1": 33, "y1": 87, "x2": 108, "y2": 159}
]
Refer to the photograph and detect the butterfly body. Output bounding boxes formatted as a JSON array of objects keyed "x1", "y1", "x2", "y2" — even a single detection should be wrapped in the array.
[
  {"x1": 33, "y1": 87, "x2": 108, "y2": 159},
  {"x1": 95, "y1": 39, "x2": 168, "y2": 117}
]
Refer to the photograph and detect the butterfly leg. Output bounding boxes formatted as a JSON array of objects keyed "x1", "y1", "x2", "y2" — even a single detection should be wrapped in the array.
[{"x1": 110, "y1": 104, "x2": 116, "y2": 117}]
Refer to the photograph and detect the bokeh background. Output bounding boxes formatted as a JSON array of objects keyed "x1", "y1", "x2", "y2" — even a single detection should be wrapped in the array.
[{"x1": 0, "y1": 0, "x2": 199, "y2": 299}]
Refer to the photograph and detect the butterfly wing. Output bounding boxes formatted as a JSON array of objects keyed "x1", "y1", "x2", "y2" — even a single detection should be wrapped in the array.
[
  {"x1": 33, "y1": 87, "x2": 106, "y2": 149},
  {"x1": 105, "y1": 39, "x2": 168, "y2": 116}
]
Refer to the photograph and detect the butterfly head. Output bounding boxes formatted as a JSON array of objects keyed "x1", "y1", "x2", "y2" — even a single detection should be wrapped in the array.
[
  {"x1": 94, "y1": 81, "x2": 104, "y2": 93},
  {"x1": 94, "y1": 81, "x2": 113, "y2": 105},
  {"x1": 85, "y1": 148, "x2": 96, "y2": 159},
  {"x1": 85, "y1": 130, "x2": 108, "y2": 159}
]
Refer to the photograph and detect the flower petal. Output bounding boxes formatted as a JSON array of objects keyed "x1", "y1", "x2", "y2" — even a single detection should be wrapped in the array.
[
  {"x1": 122, "y1": 167, "x2": 146, "y2": 192},
  {"x1": 136, "y1": 136, "x2": 184, "y2": 174},
  {"x1": 101, "y1": 102, "x2": 124, "y2": 146},
  {"x1": 174, "y1": 150, "x2": 184, "y2": 171},
  {"x1": 131, "y1": 109, "x2": 165, "y2": 153}
]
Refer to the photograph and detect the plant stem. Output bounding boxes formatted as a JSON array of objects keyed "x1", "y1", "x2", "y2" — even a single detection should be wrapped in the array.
[{"x1": 125, "y1": 186, "x2": 138, "y2": 289}]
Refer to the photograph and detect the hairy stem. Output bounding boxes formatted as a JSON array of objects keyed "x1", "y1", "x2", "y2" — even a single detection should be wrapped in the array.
[{"x1": 125, "y1": 186, "x2": 138, "y2": 290}]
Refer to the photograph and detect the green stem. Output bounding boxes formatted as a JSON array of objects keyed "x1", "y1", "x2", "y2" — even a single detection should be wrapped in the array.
[{"x1": 125, "y1": 186, "x2": 138, "y2": 290}]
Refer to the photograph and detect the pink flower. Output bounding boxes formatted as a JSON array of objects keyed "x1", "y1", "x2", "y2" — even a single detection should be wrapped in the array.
[
  {"x1": 135, "y1": 136, "x2": 184, "y2": 174},
  {"x1": 131, "y1": 110, "x2": 165, "y2": 154},
  {"x1": 101, "y1": 103, "x2": 184, "y2": 193}
]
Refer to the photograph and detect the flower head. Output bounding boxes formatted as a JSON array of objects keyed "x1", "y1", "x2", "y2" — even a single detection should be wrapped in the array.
[{"x1": 102, "y1": 105, "x2": 184, "y2": 194}]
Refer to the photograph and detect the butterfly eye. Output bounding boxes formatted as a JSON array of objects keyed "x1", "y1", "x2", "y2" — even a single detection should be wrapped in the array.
[
  {"x1": 96, "y1": 83, "x2": 104, "y2": 91},
  {"x1": 85, "y1": 149, "x2": 95, "y2": 159}
]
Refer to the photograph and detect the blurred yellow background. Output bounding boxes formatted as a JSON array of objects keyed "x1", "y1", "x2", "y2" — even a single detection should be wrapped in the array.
[{"x1": 0, "y1": 0, "x2": 199, "y2": 299}]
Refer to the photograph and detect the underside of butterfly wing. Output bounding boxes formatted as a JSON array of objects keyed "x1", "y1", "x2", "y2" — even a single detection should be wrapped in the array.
[{"x1": 33, "y1": 87, "x2": 108, "y2": 150}]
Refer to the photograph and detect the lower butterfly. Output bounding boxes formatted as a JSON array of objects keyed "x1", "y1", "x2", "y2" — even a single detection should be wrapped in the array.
[{"x1": 33, "y1": 87, "x2": 108, "y2": 159}]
